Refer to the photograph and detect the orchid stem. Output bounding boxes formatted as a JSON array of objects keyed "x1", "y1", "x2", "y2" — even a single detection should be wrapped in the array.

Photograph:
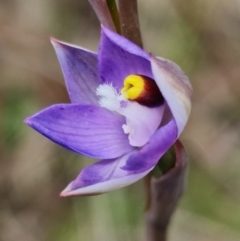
[
  {"x1": 144, "y1": 173, "x2": 152, "y2": 211},
  {"x1": 117, "y1": 0, "x2": 143, "y2": 48},
  {"x1": 145, "y1": 141, "x2": 188, "y2": 241},
  {"x1": 106, "y1": 0, "x2": 121, "y2": 34}
]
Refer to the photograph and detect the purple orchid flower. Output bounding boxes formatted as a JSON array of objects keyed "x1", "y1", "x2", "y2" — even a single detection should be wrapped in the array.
[{"x1": 25, "y1": 26, "x2": 192, "y2": 197}]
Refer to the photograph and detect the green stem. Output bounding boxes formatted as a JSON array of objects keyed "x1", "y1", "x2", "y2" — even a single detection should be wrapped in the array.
[
  {"x1": 152, "y1": 146, "x2": 176, "y2": 178},
  {"x1": 106, "y1": 0, "x2": 121, "y2": 34},
  {"x1": 88, "y1": 0, "x2": 116, "y2": 32}
]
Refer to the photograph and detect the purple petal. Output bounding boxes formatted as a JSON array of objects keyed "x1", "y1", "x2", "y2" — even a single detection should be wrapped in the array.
[
  {"x1": 122, "y1": 118, "x2": 178, "y2": 172},
  {"x1": 51, "y1": 38, "x2": 99, "y2": 105},
  {"x1": 151, "y1": 56, "x2": 192, "y2": 137},
  {"x1": 98, "y1": 26, "x2": 153, "y2": 90},
  {"x1": 60, "y1": 152, "x2": 153, "y2": 197},
  {"x1": 25, "y1": 104, "x2": 134, "y2": 159}
]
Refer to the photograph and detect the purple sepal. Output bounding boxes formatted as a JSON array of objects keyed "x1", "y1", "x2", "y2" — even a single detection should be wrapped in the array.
[
  {"x1": 25, "y1": 104, "x2": 134, "y2": 159},
  {"x1": 51, "y1": 38, "x2": 99, "y2": 105}
]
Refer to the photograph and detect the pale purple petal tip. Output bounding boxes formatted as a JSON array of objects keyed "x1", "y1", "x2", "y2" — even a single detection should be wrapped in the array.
[{"x1": 24, "y1": 117, "x2": 30, "y2": 124}]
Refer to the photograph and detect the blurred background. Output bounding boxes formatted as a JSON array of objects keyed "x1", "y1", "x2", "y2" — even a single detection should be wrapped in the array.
[{"x1": 1, "y1": 0, "x2": 240, "y2": 240}]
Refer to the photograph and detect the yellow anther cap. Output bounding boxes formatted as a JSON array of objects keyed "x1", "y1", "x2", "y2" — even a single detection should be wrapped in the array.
[
  {"x1": 121, "y1": 75, "x2": 164, "y2": 107},
  {"x1": 121, "y1": 75, "x2": 145, "y2": 100}
]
